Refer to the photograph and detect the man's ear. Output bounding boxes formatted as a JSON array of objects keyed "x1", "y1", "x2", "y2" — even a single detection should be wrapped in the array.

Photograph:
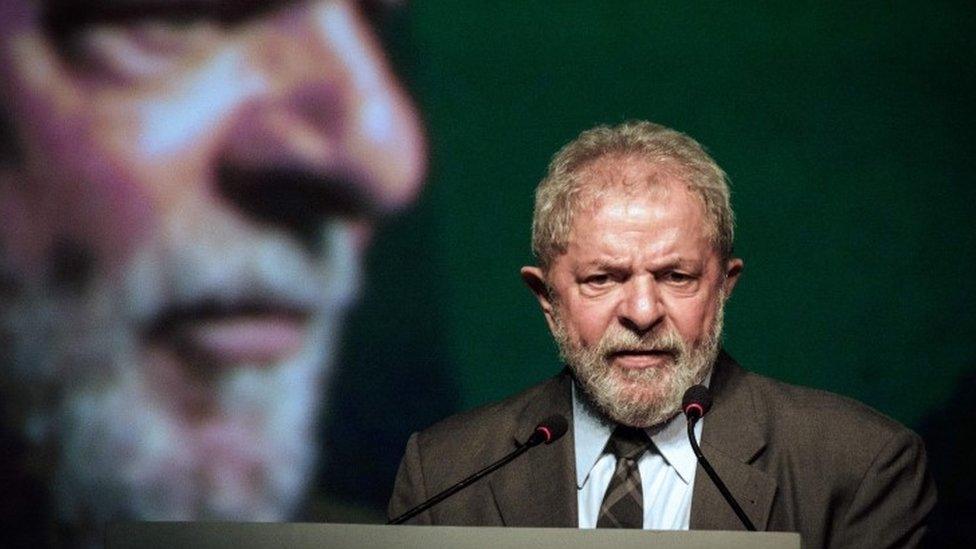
[
  {"x1": 722, "y1": 258, "x2": 744, "y2": 300},
  {"x1": 520, "y1": 266, "x2": 559, "y2": 334}
]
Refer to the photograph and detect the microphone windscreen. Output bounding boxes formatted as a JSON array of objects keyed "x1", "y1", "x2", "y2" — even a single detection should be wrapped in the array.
[
  {"x1": 536, "y1": 415, "x2": 568, "y2": 444},
  {"x1": 682, "y1": 385, "x2": 713, "y2": 419}
]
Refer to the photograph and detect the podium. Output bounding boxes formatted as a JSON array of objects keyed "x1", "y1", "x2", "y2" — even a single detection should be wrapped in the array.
[{"x1": 106, "y1": 522, "x2": 800, "y2": 548}]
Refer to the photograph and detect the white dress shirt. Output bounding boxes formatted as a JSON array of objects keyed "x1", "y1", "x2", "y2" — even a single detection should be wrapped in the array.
[{"x1": 573, "y1": 375, "x2": 709, "y2": 530}]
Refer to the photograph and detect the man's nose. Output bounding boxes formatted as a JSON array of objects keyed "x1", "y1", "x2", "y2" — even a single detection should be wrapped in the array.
[
  {"x1": 217, "y1": 1, "x2": 426, "y2": 233},
  {"x1": 616, "y1": 276, "x2": 664, "y2": 335}
]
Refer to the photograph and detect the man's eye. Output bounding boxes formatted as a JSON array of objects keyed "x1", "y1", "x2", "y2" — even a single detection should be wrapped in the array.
[
  {"x1": 584, "y1": 274, "x2": 612, "y2": 286},
  {"x1": 662, "y1": 271, "x2": 694, "y2": 284}
]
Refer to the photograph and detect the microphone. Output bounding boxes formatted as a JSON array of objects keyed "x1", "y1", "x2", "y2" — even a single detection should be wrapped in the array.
[
  {"x1": 524, "y1": 414, "x2": 569, "y2": 447},
  {"x1": 682, "y1": 385, "x2": 756, "y2": 531},
  {"x1": 388, "y1": 415, "x2": 568, "y2": 525},
  {"x1": 682, "y1": 384, "x2": 713, "y2": 420}
]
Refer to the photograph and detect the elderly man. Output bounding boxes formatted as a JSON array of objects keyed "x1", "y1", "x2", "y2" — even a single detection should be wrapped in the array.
[
  {"x1": 0, "y1": 0, "x2": 424, "y2": 545},
  {"x1": 389, "y1": 121, "x2": 935, "y2": 547}
]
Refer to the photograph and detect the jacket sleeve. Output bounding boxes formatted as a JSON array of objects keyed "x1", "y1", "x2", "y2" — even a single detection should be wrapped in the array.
[
  {"x1": 387, "y1": 432, "x2": 433, "y2": 524},
  {"x1": 835, "y1": 429, "x2": 936, "y2": 548}
]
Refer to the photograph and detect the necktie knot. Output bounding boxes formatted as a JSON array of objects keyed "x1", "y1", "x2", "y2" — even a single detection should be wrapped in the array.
[{"x1": 606, "y1": 425, "x2": 651, "y2": 461}]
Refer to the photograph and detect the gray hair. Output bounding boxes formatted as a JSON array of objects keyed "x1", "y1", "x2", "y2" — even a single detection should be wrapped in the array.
[{"x1": 531, "y1": 120, "x2": 734, "y2": 271}]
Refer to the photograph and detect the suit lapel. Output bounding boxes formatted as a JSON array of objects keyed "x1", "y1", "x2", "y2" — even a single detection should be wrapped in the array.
[
  {"x1": 488, "y1": 372, "x2": 578, "y2": 527},
  {"x1": 690, "y1": 352, "x2": 777, "y2": 531}
]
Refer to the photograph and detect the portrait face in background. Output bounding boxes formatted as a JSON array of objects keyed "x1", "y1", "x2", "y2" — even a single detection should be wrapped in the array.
[
  {"x1": 523, "y1": 157, "x2": 741, "y2": 427},
  {"x1": 0, "y1": 0, "x2": 424, "y2": 534}
]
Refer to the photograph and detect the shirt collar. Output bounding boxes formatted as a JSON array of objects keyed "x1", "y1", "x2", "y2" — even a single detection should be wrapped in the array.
[
  {"x1": 572, "y1": 371, "x2": 712, "y2": 489},
  {"x1": 572, "y1": 382, "x2": 615, "y2": 489}
]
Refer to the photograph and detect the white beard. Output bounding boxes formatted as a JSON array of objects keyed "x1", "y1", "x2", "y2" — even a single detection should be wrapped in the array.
[
  {"x1": 552, "y1": 302, "x2": 723, "y2": 428},
  {"x1": 1, "y1": 215, "x2": 359, "y2": 526}
]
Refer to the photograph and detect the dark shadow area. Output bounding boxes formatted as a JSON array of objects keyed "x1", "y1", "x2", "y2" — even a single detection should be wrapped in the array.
[
  {"x1": 0, "y1": 425, "x2": 54, "y2": 546},
  {"x1": 919, "y1": 366, "x2": 976, "y2": 547}
]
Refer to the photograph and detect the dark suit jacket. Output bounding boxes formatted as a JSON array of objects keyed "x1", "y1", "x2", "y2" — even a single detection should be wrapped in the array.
[{"x1": 389, "y1": 352, "x2": 935, "y2": 548}]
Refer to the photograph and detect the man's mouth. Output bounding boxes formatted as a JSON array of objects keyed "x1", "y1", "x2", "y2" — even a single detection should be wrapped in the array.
[
  {"x1": 607, "y1": 349, "x2": 675, "y2": 369},
  {"x1": 147, "y1": 301, "x2": 311, "y2": 367}
]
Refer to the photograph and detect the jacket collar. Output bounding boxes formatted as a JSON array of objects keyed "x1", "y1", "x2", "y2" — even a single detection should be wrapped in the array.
[{"x1": 488, "y1": 370, "x2": 578, "y2": 527}]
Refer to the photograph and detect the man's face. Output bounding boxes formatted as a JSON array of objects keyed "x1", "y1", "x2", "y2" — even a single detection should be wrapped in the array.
[
  {"x1": 0, "y1": 0, "x2": 424, "y2": 526},
  {"x1": 522, "y1": 156, "x2": 741, "y2": 427}
]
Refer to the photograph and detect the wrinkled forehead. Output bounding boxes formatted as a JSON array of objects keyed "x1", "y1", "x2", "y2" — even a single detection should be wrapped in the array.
[{"x1": 571, "y1": 154, "x2": 713, "y2": 233}]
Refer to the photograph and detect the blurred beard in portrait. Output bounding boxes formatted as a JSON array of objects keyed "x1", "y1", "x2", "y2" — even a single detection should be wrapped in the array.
[{"x1": 3, "y1": 216, "x2": 361, "y2": 523}]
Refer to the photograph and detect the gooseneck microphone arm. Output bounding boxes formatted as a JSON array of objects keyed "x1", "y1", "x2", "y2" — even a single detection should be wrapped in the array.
[
  {"x1": 388, "y1": 442, "x2": 532, "y2": 525},
  {"x1": 683, "y1": 385, "x2": 757, "y2": 532},
  {"x1": 388, "y1": 415, "x2": 568, "y2": 525},
  {"x1": 686, "y1": 416, "x2": 756, "y2": 531}
]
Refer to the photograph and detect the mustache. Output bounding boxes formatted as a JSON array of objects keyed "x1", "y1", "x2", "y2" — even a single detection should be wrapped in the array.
[
  {"x1": 120, "y1": 219, "x2": 360, "y2": 330},
  {"x1": 596, "y1": 325, "x2": 686, "y2": 358}
]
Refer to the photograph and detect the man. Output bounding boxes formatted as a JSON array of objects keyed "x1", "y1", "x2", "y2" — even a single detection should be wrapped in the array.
[
  {"x1": 389, "y1": 121, "x2": 935, "y2": 547},
  {"x1": 0, "y1": 0, "x2": 424, "y2": 545}
]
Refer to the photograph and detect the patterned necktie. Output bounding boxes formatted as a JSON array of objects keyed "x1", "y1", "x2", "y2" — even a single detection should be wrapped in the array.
[{"x1": 596, "y1": 425, "x2": 651, "y2": 529}]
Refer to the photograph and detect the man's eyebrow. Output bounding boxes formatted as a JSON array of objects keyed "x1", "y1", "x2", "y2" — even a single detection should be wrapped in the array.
[
  {"x1": 578, "y1": 258, "x2": 629, "y2": 272},
  {"x1": 42, "y1": 0, "x2": 304, "y2": 36},
  {"x1": 578, "y1": 256, "x2": 703, "y2": 272},
  {"x1": 654, "y1": 258, "x2": 703, "y2": 272}
]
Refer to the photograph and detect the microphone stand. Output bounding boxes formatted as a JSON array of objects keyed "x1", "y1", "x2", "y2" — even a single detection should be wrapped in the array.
[
  {"x1": 686, "y1": 415, "x2": 756, "y2": 531},
  {"x1": 388, "y1": 441, "x2": 536, "y2": 525}
]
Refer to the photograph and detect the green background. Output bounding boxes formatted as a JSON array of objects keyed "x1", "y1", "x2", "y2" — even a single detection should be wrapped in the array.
[{"x1": 327, "y1": 0, "x2": 975, "y2": 515}]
